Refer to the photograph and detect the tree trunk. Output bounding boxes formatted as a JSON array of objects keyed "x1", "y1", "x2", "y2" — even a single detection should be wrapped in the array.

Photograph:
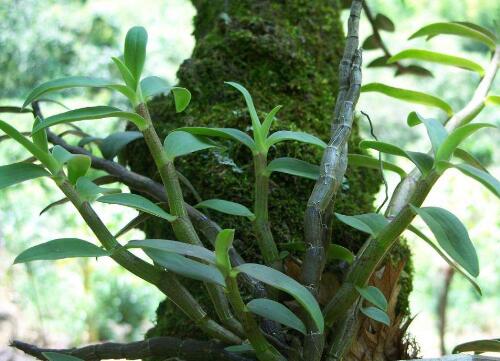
[{"x1": 125, "y1": 0, "x2": 414, "y2": 359}]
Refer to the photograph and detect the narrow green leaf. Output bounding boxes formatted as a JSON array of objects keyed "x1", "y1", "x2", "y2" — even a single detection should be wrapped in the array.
[
  {"x1": 360, "y1": 140, "x2": 434, "y2": 175},
  {"x1": 32, "y1": 106, "x2": 148, "y2": 132},
  {"x1": 235, "y1": 263, "x2": 324, "y2": 332},
  {"x1": 140, "y1": 76, "x2": 170, "y2": 99},
  {"x1": 452, "y1": 22, "x2": 497, "y2": 42},
  {"x1": 100, "y1": 131, "x2": 143, "y2": 160},
  {"x1": 32, "y1": 117, "x2": 49, "y2": 153},
  {"x1": 180, "y1": 127, "x2": 256, "y2": 151},
  {"x1": 127, "y1": 239, "x2": 216, "y2": 263},
  {"x1": 171, "y1": 87, "x2": 192, "y2": 112},
  {"x1": 355, "y1": 286, "x2": 388, "y2": 311},
  {"x1": 196, "y1": 199, "x2": 255, "y2": 220},
  {"x1": 453, "y1": 339, "x2": 500, "y2": 354},
  {"x1": 124, "y1": 26, "x2": 148, "y2": 85},
  {"x1": 266, "y1": 130, "x2": 327, "y2": 149},
  {"x1": 440, "y1": 163, "x2": 499, "y2": 197},
  {"x1": 246, "y1": 298, "x2": 307, "y2": 335},
  {"x1": 407, "y1": 112, "x2": 448, "y2": 155},
  {"x1": 163, "y1": 131, "x2": 216, "y2": 160},
  {"x1": 0, "y1": 106, "x2": 33, "y2": 114},
  {"x1": 225, "y1": 82, "x2": 261, "y2": 130},
  {"x1": 114, "y1": 213, "x2": 151, "y2": 238},
  {"x1": 108, "y1": 84, "x2": 138, "y2": 105},
  {"x1": 410, "y1": 205, "x2": 479, "y2": 277},
  {"x1": 43, "y1": 352, "x2": 84, "y2": 361},
  {"x1": 75, "y1": 177, "x2": 121, "y2": 202},
  {"x1": 14, "y1": 238, "x2": 108, "y2": 264},
  {"x1": 367, "y1": 55, "x2": 392, "y2": 68},
  {"x1": 407, "y1": 225, "x2": 482, "y2": 295},
  {"x1": 335, "y1": 213, "x2": 388, "y2": 236},
  {"x1": 0, "y1": 162, "x2": 49, "y2": 190},
  {"x1": 375, "y1": 13, "x2": 395, "y2": 32},
  {"x1": 347, "y1": 154, "x2": 406, "y2": 178},
  {"x1": 261, "y1": 105, "x2": 283, "y2": 138},
  {"x1": 327, "y1": 244, "x2": 355, "y2": 264},
  {"x1": 225, "y1": 344, "x2": 254, "y2": 354},
  {"x1": 111, "y1": 57, "x2": 136, "y2": 89},
  {"x1": 396, "y1": 64, "x2": 433, "y2": 77},
  {"x1": 266, "y1": 157, "x2": 319, "y2": 180},
  {"x1": 215, "y1": 229, "x2": 234, "y2": 275},
  {"x1": 360, "y1": 307, "x2": 390, "y2": 326},
  {"x1": 389, "y1": 49, "x2": 485, "y2": 74},
  {"x1": 453, "y1": 148, "x2": 488, "y2": 172},
  {"x1": 435, "y1": 123, "x2": 495, "y2": 165},
  {"x1": 40, "y1": 198, "x2": 70, "y2": 216},
  {"x1": 486, "y1": 95, "x2": 500, "y2": 106},
  {"x1": 409, "y1": 22, "x2": 496, "y2": 50},
  {"x1": 145, "y1": 250, "x2": 225, "y2": 287},
  {"x1": 361, "y1": 83, "x2": 453, "y2": 116},
  {"x1": 97, "y1": 193, "x2": 176, "y2": 222}
]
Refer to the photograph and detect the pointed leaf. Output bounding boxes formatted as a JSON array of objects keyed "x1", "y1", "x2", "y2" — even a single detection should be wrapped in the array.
[
  {"x1": 0, "y1": 163, "x2": 49, "y2": 190},
  {"x1": 396, "y1": 65, "x2": 433, "y2": 77},
  {"x1": 266, "y1": 130, "x2": 327, "y2": 149},
  {"x1": 43, "y1": 352, "x2": 84, "y2": 361},
  {"x1": 410, "y1": 206, "x2": 479, "y2": 277},
  {"x1": 266, "y1": 157, "x2": 319, "y2": 180},
  {"x1": 180, "y1": 127, "x2": 256, "y2": 151},
  {"x1": 115, "y1": 213, "x2": 151, "y2": 238},
  {"x1": 225, "y1": 344, "x2": 255, "y2": 354},
  {"x1": 140, "y1": 76, "x2": 170, "y2": 99},
  {"x1": 452, "y1": 22, "x2": 497, "y2": 42},
  {"x1": 453, "y1": 339, "x2": 500, "y2": 354},
  {"x1": 389, "y1": 49, "x2": 485, "y2": 74},
  {"x1": 453, "y1": 148, "x2": 488, "y2": 172},
  {"x1": 356, "y1": 286, "x2": 388, "y2": 311},
  {"x1": 247, "y1": 298, "x2": 306, "y2": 335},
  {"x1": 32, "y1": 106, "x2": 148, "y2": 132},
  {"x1": 196, "y1": 199, "x2": 255, "y2": 220},
  {"x1": 347, "y1": 154, "x2": 406, "y2": 178},
  {"x1": 360, "y1": 306, "x2": 390, "y2": 326},
  {"x1": 407, "y1": 112, "x2": 448, "y2": 155},
  {"x1": 261, "y1": 105, "x2": 283, "y2": 138},
  {"x1": 335, "y1": 213, "x2": 388, "y2": 236},
  {"x1": 235, "y1": 263, "x2": 324, "y2": 332},
  {"x1": 215, "y1": 229, "x2": 234, "y2": 275},
  {"x1": 367, "y1": 55, "x2": 392, "y2": 68},
  {"x1": 409, "y1": 22, "x2": 496, "y2": 50},
  {"x1": 327, "y1": 244, "x2": 355, "y2": 264},
  {"x1": 124, "y1": 26, "x2": 148, "y2": 85},
  {"x1": 440, "y1": 163, "x2": 499, "y2": 197},
  {"x1": 32, "y1": 117, "x2": 49, "y2": 153},
  {"x1": 145, "y1": 250, "x2": 225, "y2": 287},
  {"x1": 97, "y1": 193, "x2": 176, "y2": 222},
  {"x1": 362, "y1": 34, "x2": 379, "y2": 50},
  {"x1": 111, "y1": 57, "x2": 136, "y2": 89},
  {"x1": 361, "y1": 83, "x2": 453, "y2": 116},
  {"x1": 486, "y1": 95, "x2": 500, "y2": 106},
  {"x1": 108, "y1": 84, "x2": 138, "y2": 105},
  {"x1": 225, "y1": 82, "x2": 261, "y2": 130},
  {"x1": 14, "y1": 238, "x2": 108, "y2": 264},
  {"x1": 100, "y1": 131, "x2": 143, "y2": 160},
  {"x1": 127, "y1": 239, "x2": 215, "y2": 263},
  {"x1": 360, "y1": 140, "x2": 434, "y2": 175},
  {"x1": 163, "y1": 131, "x2": 216, "y2": 160},
  {"x1": 171, "y1": 87, "x2": 191, "y2": 112},
  {"x1": 40, "y1": 198, "x2": 70, "y2": 216},
  {"x1": 75, "y1": 177, "x2": 121, "y2": 202},
  {"x1": 375, "y1": 13, "x2": 395, "y2": 32}
]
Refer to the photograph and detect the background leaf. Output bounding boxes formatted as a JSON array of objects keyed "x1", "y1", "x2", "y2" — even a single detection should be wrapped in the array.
[
  {"x1": 266, "y1": 130, "x2": 327, "y2": 149},
  {"x1": 356, "y1": 286, "x2": 388, "y2": 311},
  {"x1": 335, "y1": 213, "x2": 388, "y2": 236},
  {"x1": 0, "y1": 162, "x2": 49, "y2": 190},
  {"x1": 452, "y1": 339, "x2": 500, "y2": 354},
  {"x1": 180, "y1": 127, "x2": 256, "y2": 151},
  {"x1": 374, "y1": 13, "x2": 395, "y2": 32},
  {"x1": 196, "y1": 199, "x2": 255, "y2": 219},
  {"x1": 43, "y1": 352, "x2": 84, "y2": 361},
  {"x1": 360, "y1": 306, "x2": 390, "y2": 326},
  {"x1": 140, "y1": 76, "x2": 170, "y2": 99},
  {"x1": 266, "y1": 157, "x2": 319, "y2": 180},
  {"x1": 100, "y1": 131, "x2": 143, "y2": 160},
  {"x1": 126, "y1": 239, "x2": 216, "y2": 263},
  {"x1": 441, "y1": 163, "x2": 499, "y2": 197},
  {"x1": 347, "y1": 154, "x2": 406, "y2": 178},
  {"x1": 163, "y1": 131, "x2": 216, "y2": 160},
  {"x1": 246, "y1": 298, "x2": 306, "y2": 335}
]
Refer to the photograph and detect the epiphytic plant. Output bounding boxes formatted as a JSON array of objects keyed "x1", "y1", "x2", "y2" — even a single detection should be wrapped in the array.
[{"x1": 2, "y1": 1, "x2": 498, "y2": 360}]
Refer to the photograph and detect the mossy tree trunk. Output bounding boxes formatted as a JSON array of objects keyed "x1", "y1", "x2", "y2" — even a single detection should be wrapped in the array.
[{"x1": 125, "y1": 0, "x2": 414, "y2": 359}]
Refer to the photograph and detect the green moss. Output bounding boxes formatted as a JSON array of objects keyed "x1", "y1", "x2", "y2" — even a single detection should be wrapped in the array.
[{"x1": 125, "y1": 0, "x2": 413, "y2": 343}]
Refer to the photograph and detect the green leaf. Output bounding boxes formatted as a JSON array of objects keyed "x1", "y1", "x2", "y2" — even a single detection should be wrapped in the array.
[
  {"x1": 335, "y1": 213, "x2": 388, "y2": 236},
  {"x1": 215, "y1": 229, "x2": 234, "y2": 275},
  {"x1": 140, "y1": 76, "x2": 170, "y2": 99},
  {"x1": 97, "y1": 193, "x2": 176, "y2": 222},
  {"x1": 100, "y1": 131, "x2": 143, "y2": 160},
  {"x1": 23, "y1": 76, "x2": 110, "y2": 108},
  {"x1": 452, "y1": 22, "x2": 497, "y2": 42},
  {"x1": 359, "y1": 140, "x2": 434, "y2": 175},
  {"x1": 453, "y1": 148, "x2": 488, "y2": 172},
  {"x1": 196, "y1": 199, "x2": 255, "y2": 220},
  {"x1": 163, "y1": 131, "x2": 216, "y2": 160},
  {"x1": 124, "y1": 26, "x2": 148, "y2": 85},
  {"x1": 389, "y1": 49, "x2": 485, "y2": 74},
  {"x1": 246, "y1": 298, "x2": 306, "y2": 335},
  {"x1": 225, "y1": 82, "x2": 261, "y2": 130},
  {"x1": 452, "y1": 339, "x2": 500, "y2": 354},
  {"x1": 43, "y1": 352, "x2": 84, "y2": 361},
  {"x1": 109, "y1": 84, "x2": 139, "y2": 105},
  {"x1": 40, "y1": 198, "x2": 70, "y2": 216},
  {"x1": 225, "y1": 344, "x2": 255, "y2": 354},
  {"x1": 440, "y1": 163, "x2": 499, "y2": 197},
  {"x1": 126, "y1": 239, "x2": 215, "y2": 263},
  {"x1": 145, "y1": 250, "x2": 225, "y2": 287},
  {"x1": 235, "y1": 263, "x2": 324, "y2": 332},
  {"x1": 171, "y1": 87, "x2": 192, "y2": 113},
  {"x1": 360, "y1": 307, "x2": 390, "y2": 326},
  {"x1": 407, "y1": 112, "x2": 448, "y2": 155},
  {"x1": 347, "y1": 154, "x2": 406, "y2": 178},
  {"x1": 32, "y1": 106, "x2": 148, "y2": 132},
  {"x1": 362, "y1": 34, "x2": 379, "y2": 50},
  {"x1": 0, "y1": 106, "x2": 33, "y2": 114},
  {"x1": 266, "y1": 131, "x2": 327, "y2": 149},
  {"x1": 261, "y1": 105, "x2": 283, "y2": 138},
  {"x1": 75, "y1": 177, "x2": 121, "y2": 202},
  {"x1": 407, "y1": 225, "x2": 482, "y2": 295},
  {"x1": 0, "y1": 162, "x2": 49, "y2": 190},
  {"x1": 396, "y1": 64, "x2": 433, "y2": 77},
  {"x1": 409, "y1": 22, "x2": 496, "y2": 50},
  {"x1": 410, "y1": 206, "x2": 479, "y2": 277},
  {"x1": 180, "y1": 127, "x2": 256, "y2": 151},
  {"x1": 14, "y1": 238, "x2": 108, "y2": 264},
  {"x1": 111, "y1": 57, "x2": 136, "y2": 89},
  {"x1": 367, "y1": 55, "x2": 392, "y2": 68},
  {"x1": 361, "y1": 83, "x2": 453, "y2": 116},
  {"x1": 327, "y1": 244, "x2": 355, "y2": 264},
  {"x1": 67, "y1": 154, "x2": 91, "y2": 184},
  {"x1": 435, "y1": 123, "x2": 495, "y2": 166},
  {"x1": 266, "y1": 157, "x2": 319, "y2": 180},
  {"x1": 486, "y1": 95, "x2": 500, "y2": 106},
  {"x1": 32, "y1": 117, "x2": 49, "y2": 153},
  {"x1": 374, "y1": 13, "x2": 395, "y2": 32},
  {"x1": 355, "y1": 286, "x2": 388, "y2": 311}
]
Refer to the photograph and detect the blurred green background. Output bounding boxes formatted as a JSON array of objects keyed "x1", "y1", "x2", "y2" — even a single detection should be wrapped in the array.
[{"x1": 0, "y1": 0, "x2": 498, "y2": 359}]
